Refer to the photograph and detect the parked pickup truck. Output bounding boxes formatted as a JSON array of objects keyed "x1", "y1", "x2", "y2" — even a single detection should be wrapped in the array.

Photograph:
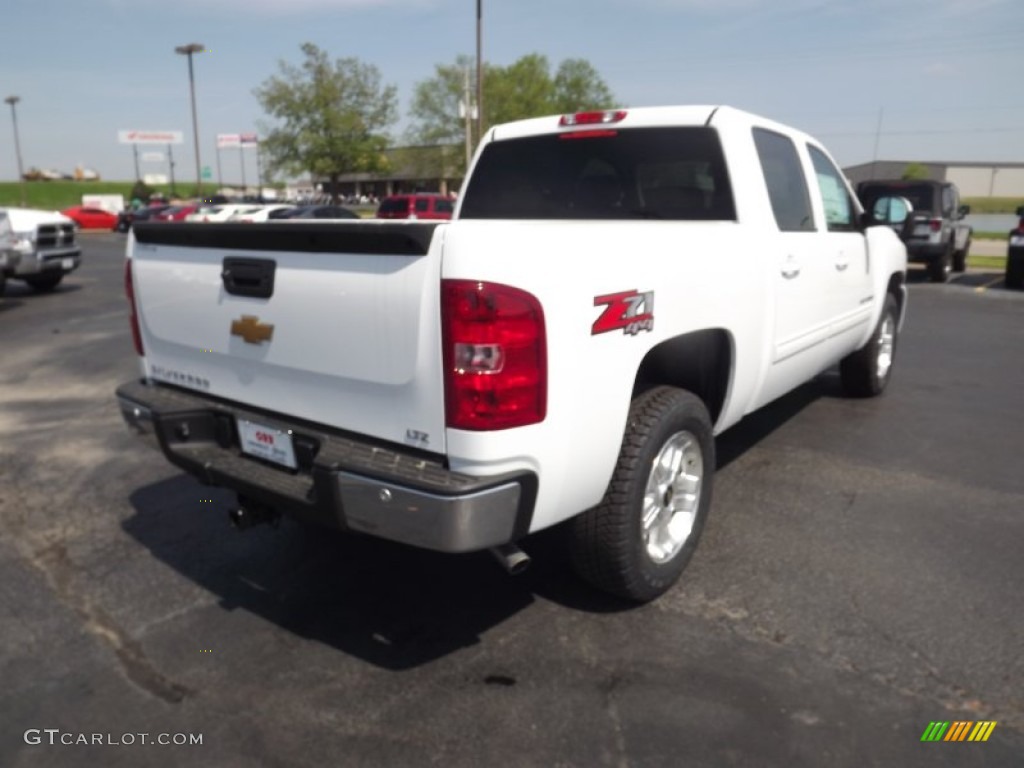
[
  {"x1": 116, "y1": 106, "x2": 908, "y2": 602},
  {"x1": 0, "y1": 207, "x2": 82, "y2": 293}
]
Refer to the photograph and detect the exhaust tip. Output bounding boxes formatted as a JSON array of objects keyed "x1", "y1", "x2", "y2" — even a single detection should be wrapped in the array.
[
  {"x1": 228, "y1": 506, "x2": 249, "y2": 530},
  {"x1": 489, "y1": 544, "x2": 531, "y2": 576},
  {"x1": 229, "y1": 496, "x2": 280, "y2": 531}
]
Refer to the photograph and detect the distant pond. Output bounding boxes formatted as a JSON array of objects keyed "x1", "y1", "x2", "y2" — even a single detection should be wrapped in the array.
[{"x1": 965, "y1": 213, "x2": 1019, "y2": 232}]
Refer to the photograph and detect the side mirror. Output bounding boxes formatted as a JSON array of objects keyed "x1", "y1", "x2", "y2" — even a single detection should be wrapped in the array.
[
  {"x1": 957, "y1": 204, "x2": 970, "y2": 219},
  {"x1": 871, "y1": 195, "x2": 913, "y2": 226},
  {"x1": 1016, "y1": 205, "x2": 1024, "y2": 217}
]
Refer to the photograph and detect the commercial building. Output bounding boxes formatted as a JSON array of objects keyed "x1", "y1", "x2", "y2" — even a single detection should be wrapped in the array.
[{"x1": 843, "y1": 161, "x2": 1024, "y2": 198}]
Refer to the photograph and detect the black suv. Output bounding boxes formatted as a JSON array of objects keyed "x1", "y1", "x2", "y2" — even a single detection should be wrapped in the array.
[
  {"x1": 1006, "y1": 206, "x2": 1024, "y2": 290},
  {"x1": 857, "y1": 180, "x2": 972, "y2": 282}
]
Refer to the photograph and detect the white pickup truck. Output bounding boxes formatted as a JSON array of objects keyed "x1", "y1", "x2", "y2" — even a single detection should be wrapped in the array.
[
  {"x1": 116, "y1": 106, "x2": 908, "y2": 602},
  {"x1": 0, "y1": 207, "x2": 82, "y2": 294}
]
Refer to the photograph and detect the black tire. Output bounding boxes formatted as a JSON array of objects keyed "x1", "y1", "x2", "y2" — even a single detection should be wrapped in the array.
[
  {"x1": 928, "y1": 244, "x2": 952, "y2": 283},
  {"x1": 24, "y1": 273, "x2": 64, "y2": 293},
  {"x1": 840, "y1": 293, "x2": 899, "y2": 398},
  {"x1": 1006, "y1": 256, "x2": 1024, "y2": 290},
  {"x1": 952, "y1": 239, "x2": 969, "y2": 273},
  {"x1": 569, "y1": 386, "x2": 714, "y2": 603}
]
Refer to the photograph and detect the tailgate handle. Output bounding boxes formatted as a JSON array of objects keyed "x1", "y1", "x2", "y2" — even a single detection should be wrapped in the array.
[{"x1": 221, "y1": 257, "x2": 276, "y2": 299}]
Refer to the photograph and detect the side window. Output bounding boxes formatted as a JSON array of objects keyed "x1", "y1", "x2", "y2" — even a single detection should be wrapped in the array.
[
  {"x1": 414, "y1": 198, "x2": 430, "y2": 213},
  {"x1": 752, "y1": 128, "x2": 815, "y2": 232},
  {"x1": 941, "y1": 187, "x2": 955, "y2": 217},
  {"x1": 435, "y1": 199, "x2": 454, "y2": 214},
  {"x1": 807, "y1": 145, "x2": 856, "y2": 232}
]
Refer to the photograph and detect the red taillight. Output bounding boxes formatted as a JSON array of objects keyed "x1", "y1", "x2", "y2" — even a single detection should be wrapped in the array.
[
  {"x1": 559, "y1": 110, "x2": 627, "y2": 127},
  {"x1": 929, "y1": 218, "x2": 942, "y2": 232},
  {"x1": 441, "y1": 280, "x2": 546, "y2": 431},
  {"x1": 124, "y1": 259, "x2": 144, "y2": 356}
]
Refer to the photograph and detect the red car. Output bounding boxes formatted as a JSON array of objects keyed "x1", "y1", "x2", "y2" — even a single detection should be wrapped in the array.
[
  {"x1": 60, "y1": 205, "x2": 119, "y2": 230},
  {"x1": 375, "y1": 193, "x2": 455, "y2": 220},
  {"x1": 152, "y1": 205, "x2": 199, "y2": 222}
]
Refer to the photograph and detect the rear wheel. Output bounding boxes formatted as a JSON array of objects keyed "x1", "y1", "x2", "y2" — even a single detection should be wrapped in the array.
[
  {"x1": 928, "y1": 244, "x2": 952, "y2": 283},
  {"x1": 840, "y1": 293, "x2": 899, "y2": 397},
  {"x1": 569, "y1": 387, "x2": 714, "y2": 603},
  {"x1": 24, "y1": 273, "x2": 64, "y2": 293}
]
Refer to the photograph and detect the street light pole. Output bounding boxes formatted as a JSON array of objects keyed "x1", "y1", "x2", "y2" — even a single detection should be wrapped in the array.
[
  {"x1": 5, "y1": 95, "x2": 27, "y2": 206},
  {"x1": 475, "y1": 0, "x2": 483, "y2": 148},
  {"x1": 175, "y1": 43, "x2": 205, "y2": 197},
  {"x1": 168, "y1": 143, "x2": 177, "y2": 196}
]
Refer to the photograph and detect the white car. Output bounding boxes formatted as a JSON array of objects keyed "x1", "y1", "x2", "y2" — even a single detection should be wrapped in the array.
[
  {"x1": 227, "y1": 205, "x2": 295, "y2": 223},
  {"x1": 184, "y1": 204, "x2": 257, "y2": 223}
]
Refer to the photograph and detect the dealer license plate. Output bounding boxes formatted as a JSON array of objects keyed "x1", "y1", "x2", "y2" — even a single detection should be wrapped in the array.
[
  {"x1": 1010, "y1": 235, "x2": 1024, "y2": 247},
  {"x1": 61, "y1": 258, "x2": 75, "y2": 270},
  {"x1": 237, "y1": 419, "x2": 298, "y2": 470}
]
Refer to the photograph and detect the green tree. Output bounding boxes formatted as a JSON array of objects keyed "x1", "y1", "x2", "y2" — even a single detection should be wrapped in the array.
[
  {"x1": 254, "y1": 43, "x2": 398, "y2": 200},
  {"x1": 901, "y1": 162, "x2": 930, "y2": 180},
  {"x1": 551, "y1": 58, "x2": 615, "y2": 113},
  {"x1": 407, "y1": 53, "x2": 615, "y2": 175}
]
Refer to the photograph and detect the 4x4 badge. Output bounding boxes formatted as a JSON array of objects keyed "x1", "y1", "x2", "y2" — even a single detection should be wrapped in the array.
[
  {"x1": 230, "y1": 315, "x2": 274, "y2": 344},
  {"x1": 592, "y1": 290, "x2": 655, "y2": 336}
]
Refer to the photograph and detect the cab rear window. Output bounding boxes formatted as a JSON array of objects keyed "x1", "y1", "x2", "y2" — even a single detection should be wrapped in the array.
[{"x1": 460, "y1": 127, "x2": 735, "y2": 221}]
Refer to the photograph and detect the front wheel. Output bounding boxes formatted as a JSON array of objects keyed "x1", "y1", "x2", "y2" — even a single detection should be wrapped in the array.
[
  {"x1": 23, "y1": 273, "x2": 64, "y2": 293},
  {"x1": 840, "y1": 293, "x2": 899, "y2": 397},
  {"x1": 569, "y1": 387, "x2": 714, "y2": 603},
  {"x1": 1006, "y1": 256, "x2": 1024, "y2": 290},
  {"x1": 952, "y1": 238, "x2": 970, "y2": 273}
]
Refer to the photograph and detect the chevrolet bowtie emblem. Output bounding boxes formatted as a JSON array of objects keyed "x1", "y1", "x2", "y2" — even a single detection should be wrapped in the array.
[{"x1": 230, "y1": 315, "x2": 274, "y2": 344}]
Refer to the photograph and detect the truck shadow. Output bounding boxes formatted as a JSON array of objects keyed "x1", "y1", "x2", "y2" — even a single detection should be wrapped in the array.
[
  {"x1": 906, "y1": 267, "x2": 1006, "y2": 288},
  {"x1": 123, "y1": 479, "x2": 616, "y2": 670},
  {"x1": 0, "y1": 282, "x2": 83, "y2": 299},
  {"x1": 121, "y1": 376, "x2": 833, "y2": 670},
  {"x1": 716, "y1": 375, "x2": 834, "y2": 470}
]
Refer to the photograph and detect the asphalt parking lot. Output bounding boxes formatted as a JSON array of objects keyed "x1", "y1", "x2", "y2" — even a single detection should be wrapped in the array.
[{"x1": 1, "y1": 233, "x2": 1022, "y2": 767}]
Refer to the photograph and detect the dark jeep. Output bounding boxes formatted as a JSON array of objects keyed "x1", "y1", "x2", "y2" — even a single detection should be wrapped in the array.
[{"x1": 857, "y1": 180, "x2": 971, "y2": 282}]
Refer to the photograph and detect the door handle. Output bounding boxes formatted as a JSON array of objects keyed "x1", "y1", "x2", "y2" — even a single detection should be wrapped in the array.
[
  {"x1": 781, "y1": 259, "x2": 800, "y2": 279},
  {"x1": 835, "y1": 260, "x2": 849, "y2": 272}
]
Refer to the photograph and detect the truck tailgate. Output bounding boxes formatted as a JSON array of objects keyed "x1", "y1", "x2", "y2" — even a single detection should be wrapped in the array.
[{"x1": 129, "y1": 221, "x2": 447, "y2": 454}]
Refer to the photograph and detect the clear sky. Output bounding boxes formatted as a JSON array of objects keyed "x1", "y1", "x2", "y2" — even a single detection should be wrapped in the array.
[{"x1": 1, "y1": 0, "x2": 1021, "y2": 184}]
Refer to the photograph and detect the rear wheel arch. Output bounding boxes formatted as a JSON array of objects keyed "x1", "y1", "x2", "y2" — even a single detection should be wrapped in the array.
[
  {"x1": 887, "y1": 271, "x2": 906, "y2": 316},
  {"x1": 631, "y1": 329, "x2": 733, "y2": 427}
]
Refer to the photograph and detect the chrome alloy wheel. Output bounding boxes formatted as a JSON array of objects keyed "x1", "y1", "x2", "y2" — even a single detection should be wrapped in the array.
[
  {"x1": 876, "y1": 313, "x2": 896, "y2": 381},
  {"x1": 642, "y1": 430, "x2": 703, "y2": 564}
]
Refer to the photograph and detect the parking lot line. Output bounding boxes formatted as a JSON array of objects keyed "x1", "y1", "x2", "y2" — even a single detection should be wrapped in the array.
[{"x1": 974, "y1": 275, "x2": 1004, "y2": 293}]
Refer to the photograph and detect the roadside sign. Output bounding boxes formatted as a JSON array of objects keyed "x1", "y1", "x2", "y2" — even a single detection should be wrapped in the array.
[
  {"x1": 119, "y1": 130, "x2": 183, "y2": 145},
  {"x1": 240, "y1": 132, "x2": 259, "y2": 148},
  {"x1": 217, "y1": 133, "x2": 241, "y2": 149},
  {"x1": 142, "y1": 152, "x2": 165, "y2": 163},
  {"x1": 201, "y1": 166, "x2": 213, "y2": 180}
]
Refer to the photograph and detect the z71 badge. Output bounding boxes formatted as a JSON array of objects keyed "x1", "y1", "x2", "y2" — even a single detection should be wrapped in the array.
[{"x1": 592, "y1": 290, "x2": 655, "y2": 336}]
